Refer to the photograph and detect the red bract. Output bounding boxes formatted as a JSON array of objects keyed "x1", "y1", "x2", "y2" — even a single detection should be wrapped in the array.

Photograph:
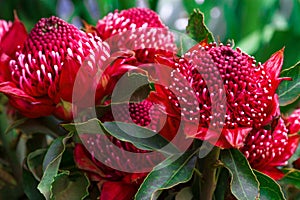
[
  {"x1": 155, "y1": 43, "x2": 287, "y2": 148},
  {"x1": 240, "y1": 118, "x2": 299, "y2": 180},
  {"x1": 0, "y1": 15, "x2": 27, "y2": 82},
  {"x1": 0, "y1": 16, "x2": 110, "y2": 120},
  {"x1": 96, "y1": 8, "x2": 176, "y2": 62}
]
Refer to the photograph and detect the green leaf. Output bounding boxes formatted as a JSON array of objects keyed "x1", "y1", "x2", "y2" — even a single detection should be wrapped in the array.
[
  {"x1": 182, "y1": 0, "x2": 213, "y2": 22},
  {"x1": 254, "y1": 170, "x2": 286, "y2": 200},
  {"x1": 5, "y1": 116, "x2": 66, "y2": 137},
  {"x1": 134, "y1": 150, "x2": 197, "y2": 200},
  {"x1": 37, "y1": 132, "x2": 73, "y2": 200},
  {"x1": 220, "y1": 149, "x2": 259, "y2": 200},
  {"x1": 23, "y1": 169, "x2": 45, "y2": 200},
  {"x1": 279, "y1": 168, "x2": 300, "y2": 189},
  {"x1": 103, "y1": 121, "x2": 179, "y2": 154},
  {"x1": 186, "y1": 9, "x2": 214, "y2": 43},
  {"x1": 280, "y1": 96, "x2": 300, "y2": 114},
  {"x1": 50, "y1": 172, "x2": 90, "y2": 200},
  {"x1": 111, "y1": 72, "x2": 154, "y2": 103},
  {"x1": 278, "y1": 61, "x2": 300, "y2": 106},
  {"x1": 27, "y1": 149, "x2": 47, "y2": 181},
  {"x1": 63, "y1": 119, "x2": 178, "y2": 154},
  {"x1": 62, "y1": 118, "x2": 100, "y2": 134},
  {"x1": 214, "y1": 167, "x2": 230, "y2": 200}
]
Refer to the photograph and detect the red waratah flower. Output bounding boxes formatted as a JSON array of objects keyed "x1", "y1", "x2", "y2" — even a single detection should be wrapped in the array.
[
  {"x1": 0, "y1": 14, "x2": 27, "y2": 82},
  {"x1": 155, "y1": 43, "x2": 288, "y2": 148},
  {"x1": 240, "y1": 117, "x2": 299, "y2": 180},
  {"x1": 96, "y1": 8, "x2": 176, "y2": 62},
  {"x1": 100, "y1": 93, "x2": 181, "y2": 141},
  {"x1": 74, "y1": 88, "x2": 189, "y2": 199},
  {"x1": 74, "y1": 142, "x2": 148, "y2": 200},
  {"x1": 0, "y1": 16, "x2": 111, "y2": 120}
]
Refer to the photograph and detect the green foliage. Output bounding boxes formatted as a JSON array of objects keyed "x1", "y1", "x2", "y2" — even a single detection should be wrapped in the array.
[
  {"x1": 220, "y1": 149, "x2": 259, "y2": 200},
  {"x1": 214, "y1": 167, "x2": 230, "y2": 200},
  {"x1": 186, "y1": 9, "x2": 214, "y2": 43},
  {"x1": 280, "y1": 168, "x2": 300, "y2": 189},
  {"x1": 110, "y1": 72, "x2": 155, "y2": 103},
  {"x1": 254, "y1": 170, "x2": 285, "y2": 200},
  {"x1": 51, "y1": 172, "x2": 90, "y2": 200},
  {"x1": 63, "y1": 118, "x2": 178, "y2": 154},
  {"x1": 37, "y1": 133, "x2": 73, "y2": 200},
  {"x1": 220, "y1": 149, "x2": 289, "y2": 200},
  {"x1": 135, "y1": 150, "x2": 197, "y2": 200},
  {"x1": 27, "y1": 149, "x2": 47, "y2": 181},
  {"x1": 278, "y1": 61, "x2": 300, "y2": 106},
  {"x1": 23, "y1": 169, "x2": 45, "y2": 200}
]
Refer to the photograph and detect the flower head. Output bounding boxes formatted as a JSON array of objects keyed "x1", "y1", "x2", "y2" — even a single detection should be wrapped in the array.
[
  {"x1": 74, "y1": 142, "x2": 148, "y2": 200},
  {"x1": 96, "y1": 8, "x2": 176, "y2": 62},
  {"x1": 156, "y1": 43, "x2": 286, "y2": 148},
  {"x1": 240, "y1": 117, "x2": 299, "y2": 180},
  {"x1": 0, "y1": 16, "x2": 110, "y2": 119}
]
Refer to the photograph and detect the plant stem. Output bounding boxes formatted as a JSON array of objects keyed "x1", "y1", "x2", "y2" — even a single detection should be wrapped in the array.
[
  {"x1": 199, "y1": 146, "x2": 220, "y2": 200},
  {"x1": 0, "y1": 111, "x2": 22, "y2": 182}
]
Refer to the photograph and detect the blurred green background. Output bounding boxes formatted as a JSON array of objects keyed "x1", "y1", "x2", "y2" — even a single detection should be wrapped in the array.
[{"x1": 0, "y1": 0, "x2": 300, "y2": 69}]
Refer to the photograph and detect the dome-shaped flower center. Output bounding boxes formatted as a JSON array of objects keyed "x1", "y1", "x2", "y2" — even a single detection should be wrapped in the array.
[
  {"x1": 102, "y1": 99, "x2": 165, "y2": 133},
  {"x1": 97, "y1": 8, "x2": 166, "y2": 40},
  {"x1": 9, "y1": 16, "x2": 103, "y2": 97},
  {"x1": 96, "y1": 8, "x2": 176, "y2": 63},
  {"x1": 167, "y1": 43, "x2": 275, "y2": 130}
]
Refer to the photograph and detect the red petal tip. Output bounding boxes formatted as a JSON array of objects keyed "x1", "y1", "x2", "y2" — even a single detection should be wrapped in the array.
[{"x1": 263, "y1": 48, "x2": 285, "y2": 80}]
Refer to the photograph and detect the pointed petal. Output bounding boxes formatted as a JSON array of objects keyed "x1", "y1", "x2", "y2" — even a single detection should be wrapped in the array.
[
  {"x1": 0, "y1": 53, "x2": 11, "y2": 82},
  {"x1": 191, "y1": 126, "x2": 252, "y2": 149},
  {"x1": 54, "y1": 57, "x2": 80, "y2": 103},
  {"x1": 263, "y1": 48, "x2": 284, "y2": 81},
  {"x1": 0, "y1": 12, "x2": 27, "y2": 57},
  {"x1": 0, "y1": 82, "x2": 54, "y2": 117},
  {"x1": 223, "y1": 127, "x2": 253, "y2": 148}
]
